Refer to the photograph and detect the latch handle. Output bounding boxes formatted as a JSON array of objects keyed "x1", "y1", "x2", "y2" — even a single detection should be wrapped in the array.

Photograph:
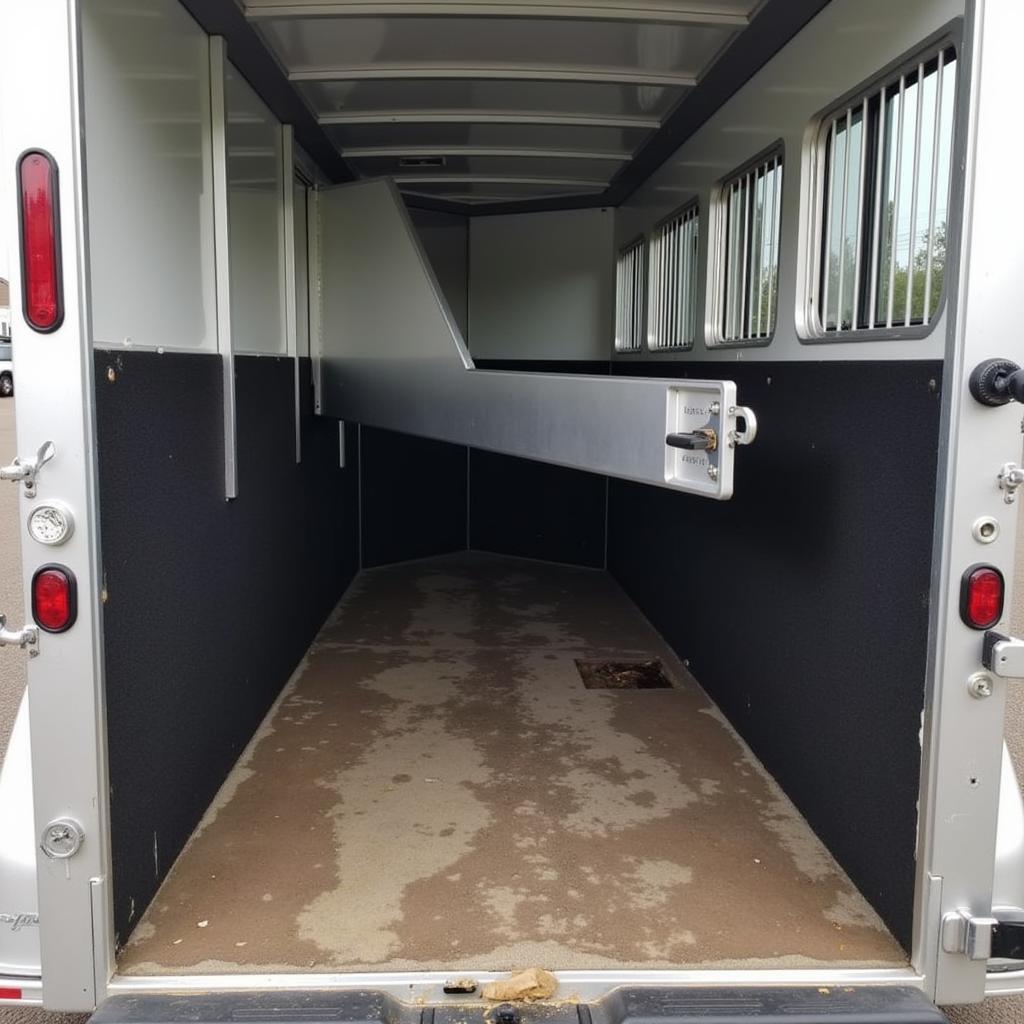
[
  {"x1": 0, "y1": 613, "x2": 38, "y2": 657},
  {"x1": 667, "y1": 428, "x2": 717, "y2": 452},
  {"x1": 983, "y1": 631, "x2": 1024, "y2": 678},
  {"x1": 0, "y1": 439, "x2": 55, "y2": 497}
]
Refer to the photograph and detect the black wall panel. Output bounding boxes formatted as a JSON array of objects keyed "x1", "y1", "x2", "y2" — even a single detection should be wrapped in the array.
[
  {"x1": 469, "y1": 449, "x2": 606, "y2": 568},
  {"x1": 96, "y1": 351, "x2": 358, "y2": 947},
  {"x1": 608, "y1": 359, "x2": 943, "y2": 950},
  {"x1": 359, "y1": 426, "x2": 467, "y2": 568}
]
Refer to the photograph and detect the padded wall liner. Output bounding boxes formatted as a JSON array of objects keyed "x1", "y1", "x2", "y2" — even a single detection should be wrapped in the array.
[
  {"x1": 469, "y1": 449, "x2": 606, "y2": 569},
  {"x1": 609, "y1": 358, "x2": 943, "y2": 950},
  {"x1": 359, "y1": 426, "x2": 467, "y2": 568},
  {"x1": 96, "y1": 351, "x2": 358, "y2": 947}
]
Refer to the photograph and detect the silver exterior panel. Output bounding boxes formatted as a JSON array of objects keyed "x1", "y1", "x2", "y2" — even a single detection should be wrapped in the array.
[
  {"x1": 0, "y1": 0, "x2": 113, "y2": 1008},
  {"x1": 0, "y1": 691, "x2": 40, "y2": 979}
]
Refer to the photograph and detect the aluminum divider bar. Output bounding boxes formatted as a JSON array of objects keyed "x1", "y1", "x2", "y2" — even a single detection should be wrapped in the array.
[
  {"x1": 318, "y1": 178, "x2": 754, "y2": 499},
  {"x1": 281, "y1": 126, "x2": 302, "y2": 463},
  {"x1": 210, "y1": 37, "x2": 238, "y2": 500}
]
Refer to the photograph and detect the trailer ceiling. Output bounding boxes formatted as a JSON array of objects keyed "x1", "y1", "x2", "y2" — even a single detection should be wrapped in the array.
[{"x1": 187, "y1": 0, "x2": 832, "y2": 213}]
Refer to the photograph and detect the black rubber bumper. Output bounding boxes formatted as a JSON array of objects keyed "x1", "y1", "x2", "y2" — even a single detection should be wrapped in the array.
[{"x1": 90, "y1": 987, "x2": 946, "y2": 1024}]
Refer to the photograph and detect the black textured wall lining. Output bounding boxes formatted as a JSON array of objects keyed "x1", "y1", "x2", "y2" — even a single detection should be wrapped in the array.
[{"x1": 96, "y1": 351, "x2": 359, "y2": 947}]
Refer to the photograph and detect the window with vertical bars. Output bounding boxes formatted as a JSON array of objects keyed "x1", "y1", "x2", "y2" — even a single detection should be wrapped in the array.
[
  {"x1": 648, "y1": 204, "x2": 699, "y2": 350},
  {"x1": 718, "y1": 150, "x2": 783, "y2": 343},
  {"x1": 614, "y1": 237, "x2": 646, "y2": 352},
  {"x1": 816, "y1": 45, "x2": 956, "y2": 334}
]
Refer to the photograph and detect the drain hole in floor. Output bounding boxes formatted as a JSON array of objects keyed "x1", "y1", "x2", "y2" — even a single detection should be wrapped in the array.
[{"x1": 575, "y1": 658, "x2": 673, "y2": 690}]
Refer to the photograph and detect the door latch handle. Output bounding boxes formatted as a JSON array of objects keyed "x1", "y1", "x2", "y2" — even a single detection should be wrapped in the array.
[
  {"x1": 983, "y1": 631, "x2": 1024, "y2": 678},
  {"x1": 1, "y1": 440, "x2": 55, "y2": 498},
  {"x1": 942, "y1": 909, "x2": 998, "y2": 960},
  {"x1": 666, "y1": 428, "x2": 717, "y2": 452},
  {"x1": 0, "y1": 613, "x2": 38, "y2": 657}
]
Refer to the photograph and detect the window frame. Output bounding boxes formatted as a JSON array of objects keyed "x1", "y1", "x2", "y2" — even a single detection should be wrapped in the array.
[
  {"x1": 647, "y1": 200, "x2": 701, "y2": 352},
  {"x1": 799, "y1": 29, "x2": 962, "y2": 344},
  {"x1": 614, "y1": 234, "x2": 648, "y2": 353},
  {"x1": 707, "y1": 141, "x2": 785, "y2": 348}
]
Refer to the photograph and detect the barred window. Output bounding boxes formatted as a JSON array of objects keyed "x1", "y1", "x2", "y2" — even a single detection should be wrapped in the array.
[
  {"x1": 648, "y1": 204, "x2": 699, "y2": 350},
  {"x1": 614, "y1": 237, "x2": 646, "y2": 352},
  {"x1": 817, "y1": 45, "x2": 956, "y2": 334},
  {"x1": 719, "y1": 150, "x2": 783, "y2": 343}
]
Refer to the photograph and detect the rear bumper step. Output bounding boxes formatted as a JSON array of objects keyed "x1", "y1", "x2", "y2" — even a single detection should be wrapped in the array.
[{"x1": 90, "y1": 987, "x2": 944, "y2": 1024}]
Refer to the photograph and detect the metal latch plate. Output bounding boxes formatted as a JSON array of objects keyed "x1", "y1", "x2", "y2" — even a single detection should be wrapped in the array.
[{"x1": 983, "y1": 631, "x2": 1024, "y2": 678}]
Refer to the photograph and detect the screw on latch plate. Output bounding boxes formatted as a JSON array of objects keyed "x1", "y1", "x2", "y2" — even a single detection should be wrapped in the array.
[
  {"x1": 998, "y1": 462, "x2": 1024, "y2": 504},
  {"x1": 0, "y1": 440, "x2": 55, "y2": 498},
  {"x1": 40, "y1": 818, "x2": 84, "y2": 859},
  {"x1": 967, "y1": 671, "x2": 994, "y2": 699},
  {"x1": 0, "y1": 613, "x2": 38, "y2": 657}
]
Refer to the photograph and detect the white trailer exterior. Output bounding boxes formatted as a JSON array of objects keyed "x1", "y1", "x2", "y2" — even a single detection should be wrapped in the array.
[{"x1": 2, "y1": 0, "x2": 1024, "y2": 1019}]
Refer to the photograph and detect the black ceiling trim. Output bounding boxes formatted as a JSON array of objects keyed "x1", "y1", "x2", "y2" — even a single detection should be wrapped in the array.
[
  {"x1": 177, "y1": 0, "x2": 355, "y2": 184},
  {"x1": 602, "y1": 0, "x2": 833, "y2": 206}
]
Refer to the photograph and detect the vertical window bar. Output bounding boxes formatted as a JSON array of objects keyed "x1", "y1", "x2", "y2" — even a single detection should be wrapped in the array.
[
  {"x1": 765, "y1": 156, "x2": 781, "y2": 335},
  {"x1": 745, "y1": 172, "x2": 753, "y2": 335},
  {"x1": 836, "y1": 109, "x2": 852, "y2": 331},
  {"x1": 821, "y1": 120, "x2": 838, "y2": 329},
  {"x1": 923, "y1": 51, "x2": 946, "y2": 324},
  {"x1": 905, "y1": 61, "x2": 926, "y2": 328},
  {"x1": 886, "y1": 75, "x2": 906, "y2": 329},
  {"x1": 868, "y1": 88, "x2": 886, "y2": 329},
  {"x1": 852, "y1": 96, "x2": 869, "y2": 330}
]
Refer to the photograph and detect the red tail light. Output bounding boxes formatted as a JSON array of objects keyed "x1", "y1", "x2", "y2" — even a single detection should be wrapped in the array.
[
  {"x1": 18, "y1": 149, "x2": 62, "y2": 332},
  {"x1": 961, "y1": 565, "x2": 1004, "y2": 630},
  {"x1": 32, "y1": 565, "x2": 77, "y2": 633},
  {"x1": 0, "y1": 988, "x2": 23, "y2": 1000}
]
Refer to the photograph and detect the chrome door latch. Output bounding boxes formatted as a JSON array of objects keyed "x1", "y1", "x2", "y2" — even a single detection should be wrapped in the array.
[
  {"x1": 0, "y1": 613, "x2": 38, "y2": 657},
  {"x1": 1, "y1": 440, "x2": 55, "y2": 498},
  {"x1": 983, "y1": 631, "x2": 1024, "y2": 678},
  {"x1": 942, "y1": 909, "x2": 998, "y2": 960},
  {"x1": 998, "y1": 462, "x2": 1024, "y2": 504}
]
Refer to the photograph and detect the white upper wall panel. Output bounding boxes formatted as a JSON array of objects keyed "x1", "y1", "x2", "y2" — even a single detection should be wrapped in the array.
[
  {"x1": 469, "y1": 208, "x2": 614, "y2": 359},
  {"x1": 226, "y1": 65, "x2": 287, "y2": 355},
  {"x1": 82, "y1": 0, "x2": 217, "y2": 351}
]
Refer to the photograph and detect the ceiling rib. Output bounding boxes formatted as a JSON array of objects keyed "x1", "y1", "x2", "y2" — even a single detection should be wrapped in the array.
[
  {"x1": 342, "y1": 145, "x2": 633, "y2": 160},
  {"x1": 319, "y1": 110, "x2": 661, "y2": 128},
  {"x1": 392, "y1": 174, "x2": 608, "y2": 186},
  {"x1": 290, "y1": 63, "x2": 697, "y2": 87},
  {"x1": 245, "y1": 1, "x2": 750, "y2": 27}
]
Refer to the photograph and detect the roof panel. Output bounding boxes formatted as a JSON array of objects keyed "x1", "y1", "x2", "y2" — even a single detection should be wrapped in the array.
[
  {"x1": 298, "y1": 78, "x2": 685, "y2": 118},
  {"x1": 257, "y1": 15, "x2": 737, "y2": 74}
]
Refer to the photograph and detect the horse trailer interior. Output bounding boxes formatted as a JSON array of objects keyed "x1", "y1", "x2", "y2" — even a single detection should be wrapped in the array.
[{"x1": 1, "y1": 0, "x2": 1024, "y2": 1019}]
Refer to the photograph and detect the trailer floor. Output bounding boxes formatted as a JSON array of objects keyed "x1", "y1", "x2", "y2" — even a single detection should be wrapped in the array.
[{"x1": 119, "y1": 552, "x2": 905, "y2": 974}]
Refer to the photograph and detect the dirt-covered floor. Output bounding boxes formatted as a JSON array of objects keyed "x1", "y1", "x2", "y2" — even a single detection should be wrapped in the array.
[{"x1": 119, "y1": 552, "x2": 903, "y2": 974}]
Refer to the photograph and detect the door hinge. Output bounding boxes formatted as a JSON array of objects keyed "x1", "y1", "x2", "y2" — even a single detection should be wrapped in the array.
[
  {"x1": 1, "y1": 439, "x2": 55, "y2": 498},
  {"x1": 0, "y1": 613, "x2": 38, "y2": 656}
]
